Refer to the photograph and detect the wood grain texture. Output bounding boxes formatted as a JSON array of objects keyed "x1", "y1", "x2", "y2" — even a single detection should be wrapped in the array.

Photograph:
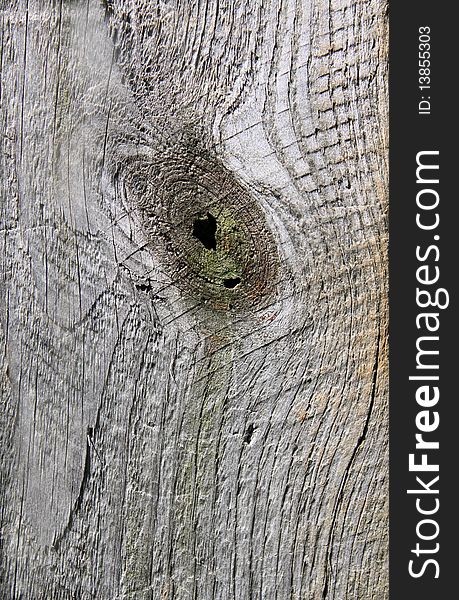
[{"x1": 0, "y1": 0, "x2": 388, "y2": 598}]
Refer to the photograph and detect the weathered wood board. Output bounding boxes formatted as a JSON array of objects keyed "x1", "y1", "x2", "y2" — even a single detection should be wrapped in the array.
[{"x1": 0, "y1": 0, "x2": 388, "y2": 598}]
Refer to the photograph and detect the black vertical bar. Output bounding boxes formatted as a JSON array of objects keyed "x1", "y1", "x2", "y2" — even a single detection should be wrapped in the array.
[{"x1": 390, "y1": 2, "x2": 456, "y2": 598}]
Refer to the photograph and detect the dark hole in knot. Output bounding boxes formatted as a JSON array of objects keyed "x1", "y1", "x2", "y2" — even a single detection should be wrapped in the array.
[
  {"x1": 135, "y1": 282, "x2": 152, "y2": 292},
  {"x1": 192, "y1": 212, "x2": 217, "y2": 250},
  {"x1": 223, "y1": 277, "x2": 241, "y2": 289}
]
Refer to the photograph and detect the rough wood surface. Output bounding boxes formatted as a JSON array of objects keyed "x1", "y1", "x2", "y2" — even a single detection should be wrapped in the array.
[{"x1": 0, "y1": 0, "x2": 388, "y2": 598}]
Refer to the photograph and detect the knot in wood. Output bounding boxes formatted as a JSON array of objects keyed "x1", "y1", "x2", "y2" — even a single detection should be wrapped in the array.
[{"x1": 124, "y1": 145, "x2": 279, "y2": 311}]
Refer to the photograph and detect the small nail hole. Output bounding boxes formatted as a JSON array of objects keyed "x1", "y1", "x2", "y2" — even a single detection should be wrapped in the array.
[{"x1": 243, "y1": 423, "x2": 255, "y2": 444}]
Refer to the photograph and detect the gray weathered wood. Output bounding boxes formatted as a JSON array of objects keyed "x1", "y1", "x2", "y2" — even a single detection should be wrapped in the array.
[{"x1": 0, "y1": 0, "x2": 388, "y2": 598}]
